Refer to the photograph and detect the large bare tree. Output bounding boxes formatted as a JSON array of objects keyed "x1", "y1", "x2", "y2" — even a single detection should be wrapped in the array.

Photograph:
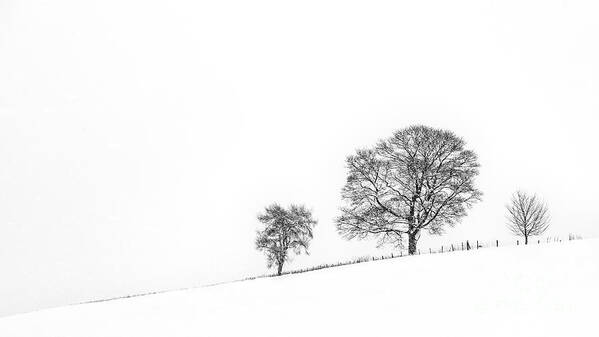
[
  {"x1": 336, "y1": 125, "x2": 482, "y2": 255},
  {"x1": 506, "y1": 191, "x2": 550, "y2": 244},
  {"x1": 255, "y1": 204, "x2": 317, "y2": 275}
]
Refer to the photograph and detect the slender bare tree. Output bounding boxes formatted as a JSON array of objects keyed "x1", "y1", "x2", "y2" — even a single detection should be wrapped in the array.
[
  {"x1": 255, "y1": 204, "x2": 317, "y2": 275},
  {"x1": 506, "y1": 191, "x2": 550, "y2": 244},
  {"x1": 336, "y1": 125, "x2": 482, "y2": 255}
]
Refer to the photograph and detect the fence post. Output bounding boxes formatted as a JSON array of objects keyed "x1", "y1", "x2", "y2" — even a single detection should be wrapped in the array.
[
  {"x1": 441, "y1": 245, "x2": 444, "y2": 253},
  {"x1": 476, "y1": 240, "x2": 479, "y2": 249},
  {"x1": 461, "y1": 242, "x2": 464, "y2": 250},
  {"x1": 466, "y1": 240, "x2": 471, "y2": 250},
  {"x1": 496, "y1": 240, "x2": 499, "y2": 247}
]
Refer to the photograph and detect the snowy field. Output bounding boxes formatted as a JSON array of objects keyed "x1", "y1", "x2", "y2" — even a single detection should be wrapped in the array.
[{"x1": 1, "y1": 239, "x2": 597, "y2": 337}]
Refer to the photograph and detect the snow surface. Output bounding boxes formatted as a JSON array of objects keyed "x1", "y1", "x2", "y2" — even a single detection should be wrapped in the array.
[{"x1": 1, "y1": 239, "x2": 597, "y2": 337}]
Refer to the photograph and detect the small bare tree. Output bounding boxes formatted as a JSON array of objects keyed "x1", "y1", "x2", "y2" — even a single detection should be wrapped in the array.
[
  {"x1": 255, "y1": 204, "x2": 317, "y2": 275},
  {"x1": 506, "y1": 191, "x2": 550, "y2": 244},
  {"x1": 336, "y1": 125, "x2": 482, "y2": 255}
]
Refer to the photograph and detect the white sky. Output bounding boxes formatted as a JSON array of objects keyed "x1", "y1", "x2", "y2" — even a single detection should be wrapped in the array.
[{"x1": 1, "y1": 0, "x2": 598, "y2": 316}]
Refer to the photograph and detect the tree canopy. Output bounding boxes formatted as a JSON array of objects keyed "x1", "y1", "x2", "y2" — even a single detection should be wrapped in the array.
[
  {"x1": 336, "y1": 125, "x2": 482, "y2": 254},
  {"x1": 506, "y1": 191, "x2": 550, "y2": 244},
  {"x1": 255, "y1": 204, "x2": 317, "y2": 275}
]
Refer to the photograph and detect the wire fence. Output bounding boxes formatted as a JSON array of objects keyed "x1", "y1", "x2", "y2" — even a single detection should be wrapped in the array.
[
  {"x1": 75, "y1": 233, "x2": 585, "y2": 306},
  {"x1": 242, "y1": 233, "x2": 585, "y2": 281},
  {"x1": 367, "y1": 233, "x2": 584, "y2": 260}
]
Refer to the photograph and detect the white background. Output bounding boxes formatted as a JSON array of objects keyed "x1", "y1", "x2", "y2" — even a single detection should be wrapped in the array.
[{"x1": 1, "y1": 0, "x2": 598, "y2": 316}]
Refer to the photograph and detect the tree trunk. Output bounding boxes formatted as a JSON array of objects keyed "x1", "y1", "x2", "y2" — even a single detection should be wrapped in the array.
[
  {"x1": 408, "y1": 231, "x2": 419, "y2": 255},
  {"x1": 276, "y1": 261, "x2": 283, "y2": 276},
  {"x1": 524, "y1": 235, "x2": 528, "y2": 245}
]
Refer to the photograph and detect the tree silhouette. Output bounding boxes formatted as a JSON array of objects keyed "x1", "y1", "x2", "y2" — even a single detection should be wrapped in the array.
[
  {"x1": 506, "y1": 191, "x2": 550, "y2": 244},
  {"x1": 336, "y1": 125, "x2": 482, "y2": 254},
  {"x1": 255, "y1": 204, "x2": 317, "y2": 275}
]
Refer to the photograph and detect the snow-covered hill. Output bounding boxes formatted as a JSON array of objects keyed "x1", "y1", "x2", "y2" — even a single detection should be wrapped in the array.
[{"x1": 1, "y1": 239, "x2": 597, "y2": 337}]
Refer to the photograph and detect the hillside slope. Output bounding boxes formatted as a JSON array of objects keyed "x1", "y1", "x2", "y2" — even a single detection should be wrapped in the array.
[{"x1": 1, "y1": 239, "x2": 597, "y2": 337}]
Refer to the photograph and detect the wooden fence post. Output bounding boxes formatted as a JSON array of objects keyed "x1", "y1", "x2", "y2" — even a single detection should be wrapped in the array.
[{"x1": 496, "y1": 240, "x2": 499, "y2": 247}]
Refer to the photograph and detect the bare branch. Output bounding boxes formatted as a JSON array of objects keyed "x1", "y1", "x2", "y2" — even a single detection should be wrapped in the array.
[{"x1": 505, "y1": 191, "x2": 550, "y2": 244}]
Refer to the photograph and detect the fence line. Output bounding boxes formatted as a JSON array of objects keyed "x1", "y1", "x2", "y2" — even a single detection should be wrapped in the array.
[
  {"x1": 252, "y1": 233, "x2": 585, "y2": 280},
  {"x1": 74, "y1": 234, "x2": 585, "y2": 307},
  {"x1": 400, "y1": 233, "x2": 583, "y2": 257}
]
